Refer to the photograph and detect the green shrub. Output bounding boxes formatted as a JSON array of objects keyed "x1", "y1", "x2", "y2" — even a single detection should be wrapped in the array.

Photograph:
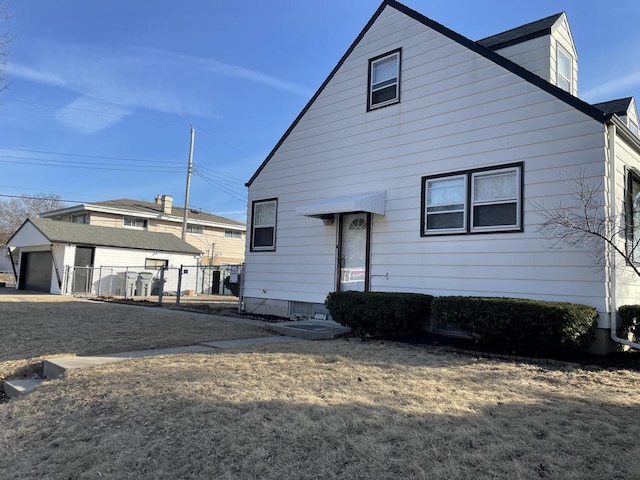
[
  {"x1": 325, "y1": 291, "x2": 433, "y2": 337},
  {"x1": 431, "y1": 296, "x2": 598, "y2": 352},
  {"x1": 617, "y1": 305, "x2": 640, "y2": 337}
]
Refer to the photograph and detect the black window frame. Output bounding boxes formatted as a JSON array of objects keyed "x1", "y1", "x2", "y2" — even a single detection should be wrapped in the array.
[
  {"x1": 367, "y1": 48, "x2": 401, "y2": 111},
  {"x1": 421, "y1": 162, "x2": 524, "y2": 236},
  {"x1": 250, "y1": 198, "x2": 277, "y2": 252}
]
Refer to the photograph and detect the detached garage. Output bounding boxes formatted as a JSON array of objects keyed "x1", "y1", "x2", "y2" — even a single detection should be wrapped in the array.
[
  {"x1": 20, "y1": 251, "x2": 54, "y2": 292},
  {"x1": 7, "y1": 218, "x2": 202, "y2": 294}
]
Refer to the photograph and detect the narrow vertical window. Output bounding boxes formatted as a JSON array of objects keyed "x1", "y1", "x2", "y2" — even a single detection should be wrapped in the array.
[
  {"x1": 368, "y1": 50, "x2": 401, "y2": 109},
  {"x1": 556, "y1": 45, "x2": 573, "y2": 93},
  {"x1": 627, "y1": 172, "x2": 640, "y2": 262},
  {"x1": 251, "y1": 199, "x2": 277, "y2": 251}
]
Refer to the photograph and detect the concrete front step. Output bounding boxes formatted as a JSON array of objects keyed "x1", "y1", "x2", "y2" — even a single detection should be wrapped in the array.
[
  {"x1": 3, "y1": 378, "x2": 46, "y2": 398},
  {"x1": 266, "y1": 320, "x2": 350, "y2": 340}
]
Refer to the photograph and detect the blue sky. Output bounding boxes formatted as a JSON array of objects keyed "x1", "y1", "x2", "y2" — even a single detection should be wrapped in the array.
[{"x1": 2, "y1": 0, "x2": 639, "y2": 222}]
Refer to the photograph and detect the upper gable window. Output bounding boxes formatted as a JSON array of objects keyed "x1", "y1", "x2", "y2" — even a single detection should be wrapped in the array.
[
  {"x1": 368, "y1": 49, "x2": 401, "y2": 110},
  {"x1": 629, "y1": 120, "x2": 639, "y2": 137},
  {"x1": 556, "y1": 45, "x2": 573, "y2": 93}
]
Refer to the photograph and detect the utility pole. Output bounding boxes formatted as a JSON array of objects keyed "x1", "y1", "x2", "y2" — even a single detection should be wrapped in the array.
[{"x1": 181, "y1": 125, "x2": 195, "y2": 240}]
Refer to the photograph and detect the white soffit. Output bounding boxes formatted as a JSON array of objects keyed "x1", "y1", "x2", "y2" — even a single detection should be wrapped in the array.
[{"x1": 296, "y1": 191, "x2": 386, "y2": 217}]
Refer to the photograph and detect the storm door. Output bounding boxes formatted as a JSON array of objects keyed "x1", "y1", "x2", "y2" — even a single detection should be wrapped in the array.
[
  {"x1": 73, "y1": 246, "x2": 95, "y2": 293},
  {"x1": 337, "y1": 213, "x2": 370, "y2": 292}
]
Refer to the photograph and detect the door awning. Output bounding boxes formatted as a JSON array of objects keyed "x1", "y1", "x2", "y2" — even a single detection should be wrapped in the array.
[{"x1": 296, "y1": 191, "x2": 386, "y2": 218}]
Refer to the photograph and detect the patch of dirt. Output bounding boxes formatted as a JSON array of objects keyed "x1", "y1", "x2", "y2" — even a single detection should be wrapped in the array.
[
  {"x1": 396, "y1": 330, "x2": 640, "y2": 371},
  {"x1": 93, "y1": 296, "x2": 292, "y2": 323}
]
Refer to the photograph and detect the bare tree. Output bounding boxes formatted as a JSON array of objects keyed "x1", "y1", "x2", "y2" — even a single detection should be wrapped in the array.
[
  {"x1": 535, "y1": 172, "x2": 640, "y2": 278},
  {"x1": 0, "y1": 0, "x2": 10, "y2": 94},
  {"x1": 0, "y1": 193, "x2": 65, "y2": 234}
]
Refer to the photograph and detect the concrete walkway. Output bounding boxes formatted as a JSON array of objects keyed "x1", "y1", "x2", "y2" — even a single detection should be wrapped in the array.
[{"x1": 3, "y1": 318, "x2": 350, "y2": 399}]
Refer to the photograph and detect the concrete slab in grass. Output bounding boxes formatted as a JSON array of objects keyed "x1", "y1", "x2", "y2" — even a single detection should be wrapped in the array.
[
  {"x1": 201, "y1": 336, "x2": 304, "y2": 349},
  {"x1": 3, "y1": 378, "x2": 46, "y2": 398},
  {"x1": 266, "y1": 320, "x2": 350, "y2": 340}
]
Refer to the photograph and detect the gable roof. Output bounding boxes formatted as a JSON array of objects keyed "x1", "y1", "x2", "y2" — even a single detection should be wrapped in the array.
[
  {"x1": 42, "y1": 198, "x2": 245, "y2": 229},
  {"x1": 10, "y1": 218, "x2": 202, "y2": 254},
  {"x1": 477, "y1": 13, "x2": 563, "y2": 51},
  {"x1": 592, "y1": 97, "x2": 634, "y2": 116},
  {"x1": 246, "y1": 0, "x2": 604, "y2": 187}
]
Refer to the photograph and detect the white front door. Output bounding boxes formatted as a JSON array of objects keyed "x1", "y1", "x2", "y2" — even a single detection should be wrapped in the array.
[{"x1": 338, "y1": 213, "x2": 369, "y2": 292}]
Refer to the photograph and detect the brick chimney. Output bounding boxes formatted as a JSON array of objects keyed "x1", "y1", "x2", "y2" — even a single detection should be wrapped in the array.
[{"x1": 160, "y1": 195, "x2": 173, "y2": 215}]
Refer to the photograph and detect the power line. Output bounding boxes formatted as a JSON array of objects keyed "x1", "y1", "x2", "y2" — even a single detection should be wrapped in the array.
[
  {"x1": 194, "y1": 170, "x2": 246, "y2": 202},
  {"x1": 0, "y1": 146, "x2": 182, "y2": 164},
  {"x1": 0, "y1": 158, "x2": 182, "y2": 173}
]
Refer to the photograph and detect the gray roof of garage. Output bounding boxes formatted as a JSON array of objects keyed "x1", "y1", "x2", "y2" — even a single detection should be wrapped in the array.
[{"x1": 25, "y1": 218, "x2": 202, "y2": 254}]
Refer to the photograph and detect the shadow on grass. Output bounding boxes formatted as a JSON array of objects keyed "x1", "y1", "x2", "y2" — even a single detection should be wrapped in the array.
[{"x1": 1, "y1": 379, "x2": 639, "y2": 480}]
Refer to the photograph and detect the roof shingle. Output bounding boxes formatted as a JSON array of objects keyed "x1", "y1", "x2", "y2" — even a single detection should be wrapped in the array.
[{"x1": 25, "y1": 218, "x2": 202, "y2": 254}]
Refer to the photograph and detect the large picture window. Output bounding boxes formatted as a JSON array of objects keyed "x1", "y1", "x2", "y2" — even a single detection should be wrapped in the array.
[
  {"x1": 251, "y1": 199, "x2": 277, "y2": 251},
  {"x1": 422, "y1": 163, "x2": 523, "y2": 235},
  {"x1": 368, "y1": 49, "x2": 401, "y2": 110}
]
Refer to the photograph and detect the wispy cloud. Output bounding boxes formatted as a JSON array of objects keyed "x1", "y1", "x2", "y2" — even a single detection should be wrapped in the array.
[
  {"x1": 581, "y1": 69, "x2": 640, "y2": 102},
  {"x1": 54, "y1": 97, "x2": 132, "y2": 134},
  {"x1": 8, "y1": 40, "x2": 312, "y2": 133}
]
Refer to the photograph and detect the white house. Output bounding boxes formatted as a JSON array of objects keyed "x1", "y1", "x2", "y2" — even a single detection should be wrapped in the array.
[
  {"x1": 242, "y1": 0, "x2": 640, "y2": 352},
  {"x1": 40, "y1": 195, "x2": 246, "y2": 266},
  {"x1": 7, "y1": 218, "x2": 202, "y2": 295}
]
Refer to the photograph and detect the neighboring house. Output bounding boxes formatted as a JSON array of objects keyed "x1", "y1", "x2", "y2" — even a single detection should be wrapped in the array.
[
  {"x1": 243, "y1": 0, "x2": 640, "y2": 352},
  {"x1": 7, "y1": 218, "x2": 202, "y2": 295},
  {"x1": 0, "y1": 234, "x2": 13, "y2": 273},
  {"x1": 40, "y1": 195, "x2": 245, "y2": 266}
]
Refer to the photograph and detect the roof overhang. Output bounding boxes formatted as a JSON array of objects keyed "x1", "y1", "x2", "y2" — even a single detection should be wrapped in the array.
[{"x1": 296, "y1": 191, "x2": 386, "y2": 218}]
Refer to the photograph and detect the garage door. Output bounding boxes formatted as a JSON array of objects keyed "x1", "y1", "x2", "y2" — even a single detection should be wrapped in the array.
[{"x1": 20, "y1": 251, "x2": 53, "y2": 292}]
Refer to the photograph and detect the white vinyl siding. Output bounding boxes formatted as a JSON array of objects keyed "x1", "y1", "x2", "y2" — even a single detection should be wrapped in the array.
[{"x1": 245, "y1": 5, "x2": 609, "y2": 319}]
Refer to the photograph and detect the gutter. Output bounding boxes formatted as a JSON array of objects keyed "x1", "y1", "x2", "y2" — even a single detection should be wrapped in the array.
[{"x1": 606, "y1": 123, "x2": 640, "y2": 350}]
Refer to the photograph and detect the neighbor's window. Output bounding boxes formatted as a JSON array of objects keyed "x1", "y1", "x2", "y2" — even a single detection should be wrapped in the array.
[
  {"x1": 225, "y1": 229, "x2": 242, "y2": 239},
  {"x1": 556, "y1": 45, "x2": 573, "y2": 93},
  {"x1": 629, "y1": 120, "x2": 639, "y2": 137},
  {"x1": 251, "y1": 199, "x2": 277, "y2": 251},
  {"x1": 422, "y1": 164, "x2": 522, "y2": 235},
  {"x1": 72, "y1": 214, "x2": 88, "y2": 224},
  {"x1": 123, "y1": 216, "x2": 148, "y2": 229},
  {"x1": 186, "y1": 223, "x2": 203, "y2": 234},
  {"x1": 145, "y1": 258, "x2": 168, "y2": 270},
  {"x1": 626, "y1": 171, "x2": 640, "y2": 262},
  {"x1": 368, "y1": 49, "x2": 401, "y2": 110}
]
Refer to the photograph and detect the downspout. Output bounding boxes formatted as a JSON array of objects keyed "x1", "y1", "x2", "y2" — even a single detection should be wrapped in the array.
[{"x1": 607, "y1": 123, "x2": 640, "y2": 350}]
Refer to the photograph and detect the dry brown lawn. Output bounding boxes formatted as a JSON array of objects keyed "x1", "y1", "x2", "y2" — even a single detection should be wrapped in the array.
[
  {"x1": 0, "y1": 293, "x2": 270, "y2": 383},
  {"x1": 1, "y1": 337, "x2": 640, "y2": 479}
]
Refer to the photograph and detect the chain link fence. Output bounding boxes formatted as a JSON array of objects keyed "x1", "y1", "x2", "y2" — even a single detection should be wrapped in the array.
[{"x1": 63, "y1": 264, "x2": 242, "y2": 305}]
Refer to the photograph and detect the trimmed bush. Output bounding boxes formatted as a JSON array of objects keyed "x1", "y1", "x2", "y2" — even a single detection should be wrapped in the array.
[
  {"x1": 325, "y1": 291, "x2": 433, "y2": 337},
  {"x1": 431, "y1": 296, "x2": 598, "y2": 352},
  {"x1": 618, "y1": 305, "x2": 640, "y2": 337}
]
